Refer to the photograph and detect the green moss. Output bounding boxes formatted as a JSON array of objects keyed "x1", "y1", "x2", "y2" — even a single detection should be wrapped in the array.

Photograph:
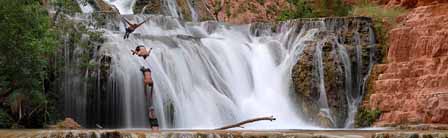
[{"x1": 355, "y1": 107, "x2": 381, "y2": 127}]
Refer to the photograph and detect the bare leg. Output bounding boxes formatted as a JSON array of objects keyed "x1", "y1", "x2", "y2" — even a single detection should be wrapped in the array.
[
  {"x1": 144, "y1": 71, "x2": 153, "y2": 86},
  {"x1": 151, "y1": 126, "x2": 159, "y2": 132},
  {"x1": 124, "y1": 31, "x2": 130, "y2": 39}
]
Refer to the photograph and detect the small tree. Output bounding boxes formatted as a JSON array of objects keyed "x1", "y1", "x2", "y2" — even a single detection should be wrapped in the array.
[{"x1": 0, "y1": 0, "x2": 59, "y2": 128}]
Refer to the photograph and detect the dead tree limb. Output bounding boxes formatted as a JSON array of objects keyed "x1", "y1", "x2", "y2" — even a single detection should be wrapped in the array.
[{"x1": 215, "y1": 116, "x2": 276, "y2": 130}]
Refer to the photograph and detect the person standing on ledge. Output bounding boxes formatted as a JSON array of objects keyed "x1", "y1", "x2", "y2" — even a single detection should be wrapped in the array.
[{"x1": 132, "y1": 45, "x2": 159, "y2": 131}]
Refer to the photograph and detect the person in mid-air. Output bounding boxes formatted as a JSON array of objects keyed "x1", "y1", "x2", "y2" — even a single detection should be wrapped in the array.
[{"x1": 123, "y1": 18, "x2": 147, "y2": 39}]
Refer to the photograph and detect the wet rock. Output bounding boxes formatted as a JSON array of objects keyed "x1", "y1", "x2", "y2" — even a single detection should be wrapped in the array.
[
  {"x1": 94, "y1": 0, "x2": 115, "y2": 13},
  {"x1": 134, "y1": 0, "x2": 161, "y2": 14},
  {"x1": 100, "y1": 131, "x2": 121, "y2": 138},
  {"x1": 284, "y1": 133, "x2": 313, "y2": 138},
  {"x1": 288, "y1": 18, "x2": 376, "y2": 128}
]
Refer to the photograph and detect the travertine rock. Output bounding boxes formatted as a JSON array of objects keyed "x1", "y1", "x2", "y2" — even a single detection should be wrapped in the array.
[{"x1": 365, "y1": 2, "x2": 448, "y2": 126}]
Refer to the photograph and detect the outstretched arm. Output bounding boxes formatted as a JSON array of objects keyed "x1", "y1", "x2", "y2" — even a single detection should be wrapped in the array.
[
  {"x1": 135, "y1": 17, "x2": 150, "y2": 28},
  {"x1": 122, "y1": 17, "x2": 132, "y2": 25}
]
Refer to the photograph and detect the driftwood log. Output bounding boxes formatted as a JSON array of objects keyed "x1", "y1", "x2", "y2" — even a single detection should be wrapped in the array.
[{"x1": 215, "y1": 116, "x2": 276, "y2": 130}]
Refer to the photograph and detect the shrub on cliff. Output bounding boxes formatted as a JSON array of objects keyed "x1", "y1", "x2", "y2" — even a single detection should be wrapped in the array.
[
  {"x1": 355, "y1": 107, "x2": 381, "y2": 127},
  {"x1": 277, "y1": 0, "x2": 315, "y2": 20},
  {"x1": 277, "y1": 0, "x2": 351, "y2": 21}
]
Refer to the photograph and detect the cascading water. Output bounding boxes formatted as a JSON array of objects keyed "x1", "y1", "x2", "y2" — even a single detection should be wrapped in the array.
[
  {"x1": 76, "y1": 0, "x2": 94, "y2": 13},
  {"x1": 185, "y1": 0, "x2": 199, "y2": 22},
  {"x1": 65, "y1": 1, "x2": 377, "y2": 129},
  {"x1": 162, "y1": 0, "x2": 181, "y2": 18},
  {"x1": 98, "y1": 15, "x2": 315, "y2": 129},
  {"x1": 103, "y1": 0, "x2": 136, "y2": 14}
]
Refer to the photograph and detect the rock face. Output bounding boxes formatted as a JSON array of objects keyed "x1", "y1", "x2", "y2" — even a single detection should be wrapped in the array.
[
  {"x1": 132, "y1": 0, "x2": 289, "y2": 24},
  {"x1": 212, "y1": 0, "x2": 289, "y2": 24},
  {"x1": 371, "y1": 0, "x2": 448, "y2": 8},
  {"x1": 288, "y1": 18, "x2": 377, "y2": 127},
  {"x1": 364, "y1": 2, "x2": 448, "y2": 126}
]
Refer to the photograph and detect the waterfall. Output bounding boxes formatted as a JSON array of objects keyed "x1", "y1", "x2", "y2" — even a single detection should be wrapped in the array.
[
  {"x1": 103, "y1": 0, "x2": 136, "y2": 14},
  {"x1": 64, "y1": 0, "x2": 377, "y2": 127},
  {"x1": 186, "y1": 0, "x2": 199, "y2": 22},
  {"x1": 93, "y1": 15, "x2": 319, "y2": 129},
  {"x1": 162, "y1": 0, "x2": 181, "y2": 18},
  {"x1": 314, "y1": 40, "x2": 335, "y2": 126},
  {"x1": 76, "y1": 0, "x2": 94, "y2": 13}
]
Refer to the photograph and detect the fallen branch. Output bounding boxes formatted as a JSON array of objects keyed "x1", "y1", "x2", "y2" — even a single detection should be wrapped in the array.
[{"x1": 215, "y1": 116, "x2": 276, "y2": 130}]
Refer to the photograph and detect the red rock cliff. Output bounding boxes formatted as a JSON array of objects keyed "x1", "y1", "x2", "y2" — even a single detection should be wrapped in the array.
[
  {"x1": 365, "y1": 2, "x2": 448, "y2": 126},
  {"x1": 371, "y1": 0, "x2": 448, "y2": 8}
]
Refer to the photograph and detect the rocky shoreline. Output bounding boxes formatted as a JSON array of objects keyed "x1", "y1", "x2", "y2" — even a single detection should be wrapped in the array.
[{"x1": 1, "y1": 129, "x2": 448, "y2": 138}]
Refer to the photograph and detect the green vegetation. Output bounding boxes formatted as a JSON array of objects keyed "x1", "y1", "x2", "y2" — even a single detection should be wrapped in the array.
[
  {"x1": 0, "y1": 0, "x2": 60, "y2": 128},
  {"x1": 277, "y1": 0, "x2": 315, "y2": 20},
  {"x1": 53, "y1": 0, "x2": 83, "y2": 14},
  {"x1": 350, "y1": 0, "x2": 407, "y2": 63},
  {"x1": 277, "y1": 0, "x2": 351, "y2": 21},
  {"x1": 314, "y1": 0, "x2": 351, "y2": 17},
  {"x1": 0, "y1": 0, "x2": 104, "y2": 128},
  {"x1": 355, "y1": 107, "x2": 381, "y2": 127}
]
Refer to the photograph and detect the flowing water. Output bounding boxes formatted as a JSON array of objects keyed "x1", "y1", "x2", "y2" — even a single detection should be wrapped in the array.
[
  {"x1": 98, "y1": 15, "x2": 315, "y2": 129},
  {"x1": 63, "y1": 2, "x2": 377, "y2": 129},
  {"x1": 103, "y1": 0, "x2": 136, "y2": 14},
  {"x1": 186, "y1": 0, "x2": 199, "y2": 22},
  {"x1": 162, "y1": 0, "x2": 181, "y2": 18},
  {"x1": 76, "y1": 0, "x2": 94, "y2": 13}
]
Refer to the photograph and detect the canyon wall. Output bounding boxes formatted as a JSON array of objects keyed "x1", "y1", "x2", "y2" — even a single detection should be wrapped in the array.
[
  {"x1": 134, "y1": 0, "x2": 289, "y2": 24},
  {"x1": 363, "y1": 1, "x2": 448, "y2": 126},
  {"x1": 371, "y1": 0, "x2": 448, "y2": 8}
]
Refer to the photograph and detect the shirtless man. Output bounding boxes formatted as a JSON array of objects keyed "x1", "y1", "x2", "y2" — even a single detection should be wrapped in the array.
[
  {"x1": 132, "y1": 45, "x2": 159, "y2": 130},
  {"x1": 123, "y1": 18, "x2": 147, "y2": 39},
  {"x1": 132, "y1": 45, "x2": 153, "y2": 85}
]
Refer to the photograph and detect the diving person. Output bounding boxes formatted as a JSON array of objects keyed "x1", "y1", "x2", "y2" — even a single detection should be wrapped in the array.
[{"x1": 123, "y1": 17, "x2": 148, "y2": 39}]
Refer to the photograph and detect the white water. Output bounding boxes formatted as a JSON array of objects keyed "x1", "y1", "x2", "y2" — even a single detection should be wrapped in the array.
[
  {"x1": 162, "y1": 0, "x2": 181, "y2": 18},
  {"x1": 69, "y1": 1, "x2": 377, "y2": 129},
  {"x1": 95, "y1": 16, "x2": 327, "y2": 129},
  {"x1": 103, "y1": 0, "x2": 136, "y2": 14},
  {"x1": 77, "y1": 0, "x2": 94, "y2": 13},
  {"x1": 186, "y1": 0, "x2": 199, "y2": 22},
  {"x1": 314, "y1": 40, "x2": 335, "y2": 126}
]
